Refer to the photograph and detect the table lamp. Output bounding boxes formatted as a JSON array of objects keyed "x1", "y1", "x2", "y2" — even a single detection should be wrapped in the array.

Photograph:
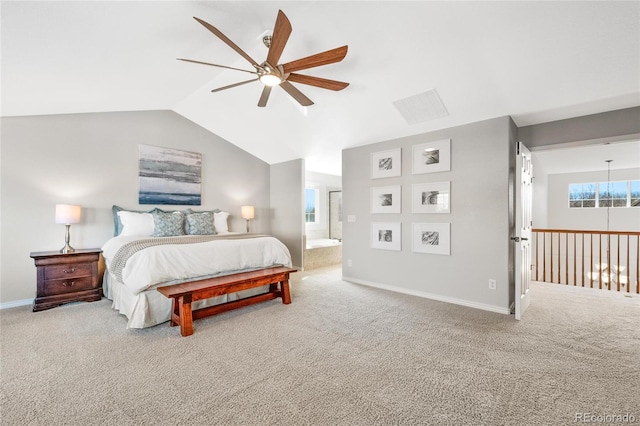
[
  {"x1": 55, "y1": 204, "x2": 81, "y2": 253},
  {"x1": 241, "y1": 205, "x2": 255, "y2": 233}
]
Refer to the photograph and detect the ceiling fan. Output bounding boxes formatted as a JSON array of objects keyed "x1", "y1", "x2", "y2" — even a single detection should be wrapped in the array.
[{"x1": 178, "y1": 10, "x2": 349, "y2": 107}]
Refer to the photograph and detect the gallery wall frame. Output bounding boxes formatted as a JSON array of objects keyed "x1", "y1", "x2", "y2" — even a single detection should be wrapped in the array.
[
  {"x1": 412, "y1": 222, "x2": 450, "y2": 255},
  {"x1": 371, "y1": 148, "x2": 401, "y2": 179},
  {"x1": 371, "y1": 185, "x2": 402, "y2": 214},
  {"x1": 371, "y1": 222, "x2": 401, "y2": 251},
  {"x1": 412, "y1": 139, "x2": 451, "y2": 175},
  {"x1": 412, "y1": 182, "x2": 450, "y2": 213}
]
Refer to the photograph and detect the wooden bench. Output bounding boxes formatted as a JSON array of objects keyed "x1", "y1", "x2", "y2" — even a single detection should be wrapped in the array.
[{"x1": 157, "y1": 266, "x2": 297, "y2": 336}]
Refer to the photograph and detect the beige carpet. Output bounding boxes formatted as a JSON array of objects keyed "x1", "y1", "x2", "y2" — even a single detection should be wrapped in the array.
[{"x1": 1, "y1": 266, "x2": 638, "y2": 425}]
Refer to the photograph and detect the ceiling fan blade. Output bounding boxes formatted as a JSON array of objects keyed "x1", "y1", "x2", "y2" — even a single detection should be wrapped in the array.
[
  {"x1": 266, "y1": 10, "x2": 292, "y2": 68},
  {"x1": 282, "y1": 45, "x2": 348, "y2": 74},
  {"x1": 257, "y1": 86, "x2": 272, "y2": 107},
  {"x1": 279, "y1": 81, "x2": 314, "y2": 106},
  {"x1": 211, "y1": 78, "x2": 258, "y2": 93},
  {"x1": 287, "y1": 74, "x2": 349, "y2": 91},
  {"x1": 193, "y1": 17, "x2": 260, "y2": 68},
  {"x1": 177, "y1": 58, "x2": 258, "y2": 75}
]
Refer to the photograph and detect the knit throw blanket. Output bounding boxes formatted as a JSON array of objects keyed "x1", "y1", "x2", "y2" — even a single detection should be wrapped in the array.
[{"x1": 111, "y1": 233, "x2": 270, "y2": 284}]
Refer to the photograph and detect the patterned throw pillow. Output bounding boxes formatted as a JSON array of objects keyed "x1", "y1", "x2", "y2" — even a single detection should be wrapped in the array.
[
  {"x1": 185, "y1": 211, "x2": 216, "y2": 235},
  {"x1": 152, "y1": 211, "x2": 185, "y2": 237}
]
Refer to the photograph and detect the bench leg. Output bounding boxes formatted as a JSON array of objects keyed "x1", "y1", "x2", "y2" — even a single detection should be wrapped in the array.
[
  {"x1": 178, "y1": 295, "x2": 194, "y2": 337},
  {"x1": 281, "y1": 278, "x2": 291, "y2": 305},
  {"x1": 169, "y1": 298, "x2": 179, "y2": 327}
]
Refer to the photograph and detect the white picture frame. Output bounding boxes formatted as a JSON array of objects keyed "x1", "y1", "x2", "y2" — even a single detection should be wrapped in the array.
[
  {"x1": 371, "y1": 148, "x2": 401, "y2": 179},
  {"x1": 371, "y1": 222, "x2": 401, "y2": 251},
  {"x1": 412, "y1": 182, "x2": 450, "y2": 213},
  {"x1": 412, "y1": 222, "x2": 450, "y2": 255},
  {"x1": 371, "y1": 185, "x2": 402, "y2": 214},
  {"x1": 412, "y1": 139, "x2": 451, "y2": 174}
]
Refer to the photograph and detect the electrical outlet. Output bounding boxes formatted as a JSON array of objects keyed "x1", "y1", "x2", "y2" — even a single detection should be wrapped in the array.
[
  {"x1": 488, "y1": 279, "x2": 497, "y2": 290},
  {"x1": 347, "y1": 259, "x2": 353, "y2": 267},
  {"x1": 347, "y1": 215, "x2": 356, "y2": 223}
]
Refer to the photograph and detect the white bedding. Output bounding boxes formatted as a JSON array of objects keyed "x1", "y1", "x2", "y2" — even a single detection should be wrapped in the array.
[
  {"x1": 101, "y1": 233, "x2": 293, "y2": 328},
  {"x1": 102, "y1": 234, "x2": 292, "y2": 295}
]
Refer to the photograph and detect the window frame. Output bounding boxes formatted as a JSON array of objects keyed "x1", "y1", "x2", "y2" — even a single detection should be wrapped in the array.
[
  {"x1": 568, "y1": 180, "x2": 639, "y2": 208},
  {"x1": 305, "y1": 186, "x2": 320, "y2": 224}
]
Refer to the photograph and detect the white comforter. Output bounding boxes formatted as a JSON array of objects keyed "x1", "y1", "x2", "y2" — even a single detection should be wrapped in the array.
[{"x1": 102, "y1": 234, "x2": 292, "y2": 295}]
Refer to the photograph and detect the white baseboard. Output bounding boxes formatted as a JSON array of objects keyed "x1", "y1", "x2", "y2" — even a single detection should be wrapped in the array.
[
  {"x1": 0, "y1": 299, "x2": 33, "y2": 310},
  {"x1": 342, "y1": 276, "x2": 511, "y2": 315}
]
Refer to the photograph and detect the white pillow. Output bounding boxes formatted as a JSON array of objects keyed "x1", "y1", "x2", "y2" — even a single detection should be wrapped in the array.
[
  {"x1": 214, "y1": 211, "x2": 230, "y2": 234},
  {"x1": 117, "y1": 211, "x2": 155, "y2": 236}
]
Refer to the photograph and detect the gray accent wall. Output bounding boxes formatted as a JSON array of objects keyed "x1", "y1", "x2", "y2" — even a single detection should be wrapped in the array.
[
  {"x1": 0, "y1": 110, "x2": 272, "y2": 304},
  {"x1": 270, "y1": 159, "x2": 305, "y2": 269},
  {"x1": 342, "y1": 117, "x2": 514, "y2": 314}
]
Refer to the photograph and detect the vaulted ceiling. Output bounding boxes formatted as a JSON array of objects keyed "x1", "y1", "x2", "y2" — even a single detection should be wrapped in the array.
[{"x1": 2, "y1": 1, "x2": 639, "y2": 175}]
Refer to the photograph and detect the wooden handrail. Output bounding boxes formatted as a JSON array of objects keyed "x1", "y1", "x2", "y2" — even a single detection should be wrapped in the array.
[
  {"x1": 532, "y1": 229, "x2": 639, "y2": 294},
  {"x1": 532, "y1": 229, "x2": 640, "y2": 236}
]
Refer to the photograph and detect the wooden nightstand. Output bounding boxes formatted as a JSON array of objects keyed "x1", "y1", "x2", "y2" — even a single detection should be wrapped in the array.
[{"x1": 30, "y1": 249, "x2": 102, "y2": 312}]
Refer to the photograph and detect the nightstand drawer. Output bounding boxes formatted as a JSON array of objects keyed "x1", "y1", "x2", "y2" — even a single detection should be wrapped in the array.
[
  {"x1": 44, "y1": 263, "x2": 93, "y2": 280},
  {"x1": 44, "y1": 276, "x2": 94, "y2": 295}
]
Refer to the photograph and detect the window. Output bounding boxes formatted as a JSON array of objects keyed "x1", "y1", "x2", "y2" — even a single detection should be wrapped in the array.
[
  {"x1": 598, "y1": 180, "x2": 627, "y2": 207},
  {"x1": 569, "y1": 180, "x2": 639, "y2": 208},
  {"x1": 569, "y1": 183, "x2": 596, "y2": 208},
  {"x1": 631, "y1": 181, "x2": 640, "y2": 207},
  {"x1": 305, "y1": 187, "x2": 319, "y2": 223}
]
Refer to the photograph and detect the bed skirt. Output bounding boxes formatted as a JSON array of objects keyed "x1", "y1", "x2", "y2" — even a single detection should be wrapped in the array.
[{"x1": 103, "y1": 271, "x2": 267, "y2": 329}]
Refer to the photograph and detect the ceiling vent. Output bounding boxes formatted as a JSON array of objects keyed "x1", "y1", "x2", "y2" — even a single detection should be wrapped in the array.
[{"x1": 393, "y1": 89, "x2": 449, "y2": 125}]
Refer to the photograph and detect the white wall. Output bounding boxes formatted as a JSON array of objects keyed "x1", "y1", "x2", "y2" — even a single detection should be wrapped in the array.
[
  {"x1": 342, "y1": 117, "x2": 513, "y2": 313},
  {"x1": 0, "y1": 110, "x2": 272, "y2": 305},
  {"x1": 271, "y1": 159, "x2": 305, "y2": 269},
  {"x1": 305, "y1": 171, "x2": 342, "y2": 240},
  {"x1": 547, "y1": 168, "x2": 640, "y2": 231}
]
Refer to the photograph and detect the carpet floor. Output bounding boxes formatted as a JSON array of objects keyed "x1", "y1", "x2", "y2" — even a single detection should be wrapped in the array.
[{"x1": 1, "y1": 266, "x2": 638, "y2": 425}]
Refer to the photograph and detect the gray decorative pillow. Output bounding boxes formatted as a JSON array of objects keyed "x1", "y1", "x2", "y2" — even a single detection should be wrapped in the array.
[
  {"x1": 185, "y1": 211, "x2": 216, "y2": 235},
  {"x1": 152, "y1": 211, "x2": 185, "y2": 237}
]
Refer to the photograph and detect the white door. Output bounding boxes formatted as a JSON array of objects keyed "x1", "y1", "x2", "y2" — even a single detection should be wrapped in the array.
[{"x1": 515, "y1": 141, "x2": 533, "y2": 320}]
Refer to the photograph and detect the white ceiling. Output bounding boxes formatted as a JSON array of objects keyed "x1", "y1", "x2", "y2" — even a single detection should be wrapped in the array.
[{"x1": 2, "y1": 1, "x2": 639, "y2": 176}]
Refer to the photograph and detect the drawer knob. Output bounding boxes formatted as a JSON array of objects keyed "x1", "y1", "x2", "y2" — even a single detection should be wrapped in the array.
[
  {"x1": 63, "y1": 268, "x2": 76, "y2": 274},
  {"x1": 62, "y1": 281, "x2": 75, "y2": 287}
]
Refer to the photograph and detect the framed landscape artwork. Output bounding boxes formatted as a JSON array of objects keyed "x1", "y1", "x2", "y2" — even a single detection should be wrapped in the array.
[
  {"x1": 371, "y1": 185, "x2": 402, "y2": 214},
  {"x1": 412, "y1": 182, "x2": 450, "y2": 213},
  {"x1": 412, "y1": 139, "x2": 451, "y2": 174},
  {"x1": 139, "y1": 144, "x2": 202, "y2": 205},
  {"x1": 371, "y1": 222, "x2": 401, "y2": 251},
  {"x1": 412, "y1": 222, "x2": 450, "y2": 255},
  {"x1": 371, "y1": 148, "x2": 401, "y2": 179}
]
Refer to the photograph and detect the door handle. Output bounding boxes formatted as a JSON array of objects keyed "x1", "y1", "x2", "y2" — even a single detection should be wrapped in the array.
[{"x1": 511, "y1": 237, "x2": 529, "y2": 242}]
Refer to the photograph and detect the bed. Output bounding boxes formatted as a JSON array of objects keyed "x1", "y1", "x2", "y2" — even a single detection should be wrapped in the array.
[{"x1": 101, "y1": 206, "x2": 292, "y2": 328}]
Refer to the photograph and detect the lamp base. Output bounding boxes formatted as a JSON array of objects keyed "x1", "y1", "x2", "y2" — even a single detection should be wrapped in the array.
[
  {"x1": 60, "y1": 244, "x2": 76, "y2": 254},
  {"x1": 60, "y1": 224, "x2": 75, "y2": 253}
]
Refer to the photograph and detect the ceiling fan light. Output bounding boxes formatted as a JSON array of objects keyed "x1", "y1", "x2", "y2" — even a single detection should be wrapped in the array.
[{"x1": 259, "y1": 74, "x2": 282, "y2": 86}]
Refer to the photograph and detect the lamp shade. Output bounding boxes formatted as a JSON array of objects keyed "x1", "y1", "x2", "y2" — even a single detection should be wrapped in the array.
[
  {"x1": 55, "y1": 204, "x2": 81, "y2": 224},
  {"x1": 241, "y1": 205, "x2": 255, "y2": 220}
]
